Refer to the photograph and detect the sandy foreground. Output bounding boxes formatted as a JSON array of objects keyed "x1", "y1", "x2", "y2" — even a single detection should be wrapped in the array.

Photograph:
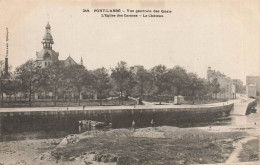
[
  {"x1": 0, "y1": 124, "x2": 259, "y2": 165},
  {"x1": 0, "y1": 138, "x2": 60, "y2": 165}
]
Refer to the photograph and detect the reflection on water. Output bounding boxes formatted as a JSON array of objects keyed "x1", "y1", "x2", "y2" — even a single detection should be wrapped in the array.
[
  {"x1": 0, "y1": 107, "x2": 259, "y2": 142},
  {"x1": 198, "y1": 107, "x2": 260, "y2": 134},
  {"x1": 231, "y1": 112, "x2": 259, "y2": 127},
  {"x1": 0, "y1": 122, "x2": 109, "y2": 142}
]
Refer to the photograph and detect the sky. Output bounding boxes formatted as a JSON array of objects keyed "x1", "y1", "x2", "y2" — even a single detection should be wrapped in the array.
[{"x1": 0, "y1": 0, "x2": 259, "y2": 84}]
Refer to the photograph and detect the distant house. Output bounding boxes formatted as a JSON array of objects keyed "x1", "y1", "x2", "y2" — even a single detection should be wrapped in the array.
[
  {"x1": 207, "y1": 67, "x2": 236, "y2": 99},
  {"x1": 246, "y1": 84, "x2": 257, "y2": 98},
  {"x1": 246, "y1": 76, "x2": 260, "y2": 102},
  {"x1": 246, "y1": 76, "x2": 260, "y2": 96}
]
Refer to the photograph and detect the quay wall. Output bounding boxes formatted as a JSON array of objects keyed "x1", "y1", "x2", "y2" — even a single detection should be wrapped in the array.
[
  {"x1": 246, "y1": 99, "x2": 257, "y2": 115},
  {"x1": 232, "y1": 99, "x2": 257, "y2": 115},
  {"x1": 0, "y1": 104, "x2": 233, "y2": 132}
]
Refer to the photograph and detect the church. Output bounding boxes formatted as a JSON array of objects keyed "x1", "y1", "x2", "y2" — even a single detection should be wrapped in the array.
[
  {"x1": 34, "y1": 22, "x2": 84, "y2": 100},
  {"x1": 36, "y1": 22, "x2": 82, "y2": 67}
]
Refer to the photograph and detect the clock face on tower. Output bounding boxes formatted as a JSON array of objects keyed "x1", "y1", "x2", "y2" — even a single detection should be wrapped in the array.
[{"x1": 44, "y1": 52, "x2": 51, "y2": 59}]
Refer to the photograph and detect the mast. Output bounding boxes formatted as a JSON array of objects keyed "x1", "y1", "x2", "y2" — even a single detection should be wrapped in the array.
[
  {"x1": 5, "y1": 28, "x2": 8, "y2": 76},
  {"x1": 80, "y1": 57, "x2": 83, "y2": 66}
]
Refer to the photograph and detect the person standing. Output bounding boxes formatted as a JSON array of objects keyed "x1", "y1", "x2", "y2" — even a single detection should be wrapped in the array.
[
  {"x1": 132, "y1": 120, "x2": 136, "y2": 131},
  {"x1": 151, "y1": 119, "x2": 155, "y2": 127}
]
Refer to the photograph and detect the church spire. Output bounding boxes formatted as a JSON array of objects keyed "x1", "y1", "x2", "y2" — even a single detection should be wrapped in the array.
[
  {"x1": 80, "y1": 57, "x2": 83, "y2": 66},
  {"x1": 41, "y1": 22, "x2": 54, "y2": 49}
]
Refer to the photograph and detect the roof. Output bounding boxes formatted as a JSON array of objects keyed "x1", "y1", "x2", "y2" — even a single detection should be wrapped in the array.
[
  {"x1": 46, "y1": 22, "x2": 51, "y2": 29},
  {"x1": 36, "y1": 49, "x2": 59, "y2": 61},
  {"x1": 62, "y1": 56, "x2": 78, "y2": 66},
  {"x1": 247, "y1": 84, "x2": 256, "y2": 87},
  {"x1": 42, "y1": 22, "x2": 54, "y2": 44},
  {"x1": 42, "y1": 33, "x2": 54, "y2": 44}
]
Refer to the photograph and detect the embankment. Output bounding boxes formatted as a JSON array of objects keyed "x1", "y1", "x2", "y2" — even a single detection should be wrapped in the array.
[
  {"x1": 0, "y1": 104, "x2": 233, "y2": 134},
  {"x1": 232, "y1": 99, "x2": 257, "y2": 116}
]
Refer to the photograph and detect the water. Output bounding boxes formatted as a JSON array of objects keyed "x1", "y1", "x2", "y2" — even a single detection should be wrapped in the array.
[
  {"x1": 196, "y1": 107, "x2": 260, "y2": 136},
  {"x1": 0, "y1": 107, "x2": 259, "y2": 142}
]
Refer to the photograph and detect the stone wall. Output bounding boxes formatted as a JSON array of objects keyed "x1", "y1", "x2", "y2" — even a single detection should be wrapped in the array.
[{"x1": 0, "y1": 104, "x2": 233, "y2": 133}]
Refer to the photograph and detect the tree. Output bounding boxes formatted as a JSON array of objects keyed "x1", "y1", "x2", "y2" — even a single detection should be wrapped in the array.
[
  {"x1": 187, "y1": 73, "x2": 204, "y2": 104},
  {"x1": 0, "y1": 60, "x2": 14, "y2": 106},
  {"x1": 15, "y1": 59, "x2": 41, "y2": 107},
  {"x1": 165, "y1": 66, "x2": 189, "y2": 95},
  {"x1": 0, "y1": 60, "x2": 4, "y2": 107},
  {"x1": 133, "y1": 66, "x2": 153, "y2": 98},
  {"x1": 198, "y1": 79, "x2": 212, "y2": 99},
  {"x1": 111, "y1": 61, "x2": 136, "y2": 104},
  {"x1": 234, "y1": 83, "x2": 245, "y2": 94},
  {"x1": 151, "y1": 65, "x2": 167, "y2": 104},
  {"x1": 211, "y1": 78, "x2": 221, "y2": 99},
  {"x1": 44, "y1": 61, "x2": 66, "y2": 106},
  {"x1": 124, "y1": 72, "x2": 136, "y2": 99},
  {"x1": 2, "y1": 78, "x2": 20, "y2": 100},
  {"x1": 65, "y1": 65, "x2": 93, "y2": 106},
  {"x1": 92, "y1": 67, "x2": 111, "y2": 105}
]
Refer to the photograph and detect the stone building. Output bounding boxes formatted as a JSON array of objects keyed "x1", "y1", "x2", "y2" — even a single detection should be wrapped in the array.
[
  {"x1": 207, "y1": 67, "x2": 236, "y2": 99},
  {"x1": 246, "y1": 76, "x2": 260, "y2": 102},
  {"x1": 232, "y1": 79, "x2": 244, "y2": 93},
  {"x1": 246, "y1": 84, "x2": 256, "y2": 98},
  {"x1": 34, "y1": 23, "x2": 83, "y2": 100},
  {"x1": 246, "y1": 76, "x2": 260, "y2": 96},
  {"x1": 36, "y1": 22, "x2": 79, "y2": 68}
]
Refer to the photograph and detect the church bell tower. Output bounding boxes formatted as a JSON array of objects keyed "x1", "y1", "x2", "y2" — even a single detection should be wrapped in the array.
[
  {"x1": 41, "y1": 22, "x2": 54, "y2": 49},
  {"x1": 36, "y1": 22, "x2": 59, "y2": 68}
]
